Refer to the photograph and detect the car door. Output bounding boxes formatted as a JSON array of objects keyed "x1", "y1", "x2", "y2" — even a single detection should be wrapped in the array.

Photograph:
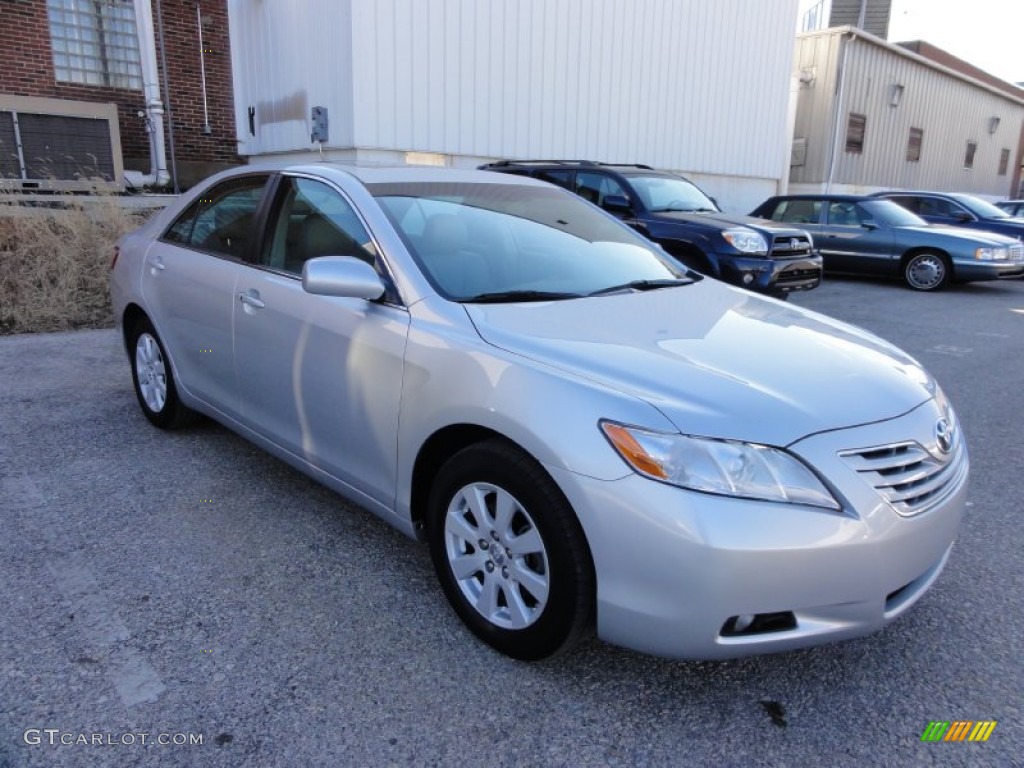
[
  {"x1": 232, "y1": 174, "x2": 410, "y2": 507},
  {"x1": 818, "y1": 201, "x2": 895, "y2": 274},
  {"x1": 141, "y1": 174, "x2": 271, "y2": 418}
]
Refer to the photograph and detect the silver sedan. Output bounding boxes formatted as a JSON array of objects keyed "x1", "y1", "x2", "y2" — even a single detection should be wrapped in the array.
[{"x1": 110, "y1": 164, "x2": 968, "y2": 660}]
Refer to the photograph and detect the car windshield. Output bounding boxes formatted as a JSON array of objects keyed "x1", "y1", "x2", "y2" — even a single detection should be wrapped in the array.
[
  {"x1": 861, "y1": 200, "x2": 927, "y2": 227},
  {"x1": 626, "y1": 175, "x2": 719, "y2": 213},
  {"x1": 952, "y1": 194, "x2": 1010, "y2": 219},
  {"x1": 369, "y1": 182, "x2": 687, "y2": 301}
]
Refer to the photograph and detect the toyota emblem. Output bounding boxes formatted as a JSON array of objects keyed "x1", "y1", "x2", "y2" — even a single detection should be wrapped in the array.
[{"x1": 935, "y1": 417, "x2": 954, "y2": 454}]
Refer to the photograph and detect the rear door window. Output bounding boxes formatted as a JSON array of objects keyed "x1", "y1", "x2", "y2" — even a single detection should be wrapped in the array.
[
  {"x1": 774, "y1": 199, "x2": 822, "y2": 224},
  {"x1": 534, "y1": 170, "x2": 574, "y2": 190},
  {"x1": 161, "y1": 176, "x2": 269, "y2": 259}
]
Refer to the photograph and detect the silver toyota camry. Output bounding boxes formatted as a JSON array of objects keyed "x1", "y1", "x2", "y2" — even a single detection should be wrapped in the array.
[{"x1": 110, "y1": 164, "x2": 968, "y2": 661}]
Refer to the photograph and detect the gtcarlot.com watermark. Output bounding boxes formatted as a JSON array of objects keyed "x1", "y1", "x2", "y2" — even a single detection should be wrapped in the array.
[{"x1": 24, "y1": 729, "x2": 203, "y2": 747}]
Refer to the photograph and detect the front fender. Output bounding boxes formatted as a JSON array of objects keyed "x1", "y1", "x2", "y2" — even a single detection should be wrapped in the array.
[{"x1": 394, "y1": 300, "x2": 675, "y2": 521}]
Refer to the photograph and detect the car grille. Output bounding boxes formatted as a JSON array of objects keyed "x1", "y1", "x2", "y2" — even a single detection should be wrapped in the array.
[
  {"x1": 770, "y1": 235, "x2": 813, "y2": 258},
  {"x1": 839, "y1": 440, "x2": 967, "y2": 517},
  {"x1": 775, "y1": 267, "x2": 820, "y2": 285},
  {"x1": 1008, "y1": 243, "x2": 1024, "y2": 263}
]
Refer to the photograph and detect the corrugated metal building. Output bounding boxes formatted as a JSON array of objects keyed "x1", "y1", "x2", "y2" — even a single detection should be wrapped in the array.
[
  {"x1": 227, "y1": 0, "x2": 801, "y2": 212},
  {"x1": 790, "y1": 27, "x2": 1024, "y2": 199}
]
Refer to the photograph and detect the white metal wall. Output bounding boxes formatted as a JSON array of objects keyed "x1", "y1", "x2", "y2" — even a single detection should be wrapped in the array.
[
  {"x1": 228, "y1": 0, "x2": 355, "y2": 156},
  {"x1": 228, "y1": 0, "x2": 801, "y2": 209},
  {"x1": 791, "y1": 29, "x2": 1024, "y2": 197}
]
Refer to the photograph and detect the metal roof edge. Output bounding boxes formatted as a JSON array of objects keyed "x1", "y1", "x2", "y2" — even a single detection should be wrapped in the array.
[{"x1": 797, "y1": 26, "x2": 1024, "y2": 108}]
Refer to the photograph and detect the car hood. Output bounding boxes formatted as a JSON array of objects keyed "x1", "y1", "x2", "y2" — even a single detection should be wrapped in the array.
[
  {"x1": 653, "y1": 210, "x2": 806, "y2": 236},
  {"x1": 900, "y1": 224, "x2": 1020, "y2": 245},
  {"x1": 465, "y1": 281, "x2": 933, "y2": 446}
]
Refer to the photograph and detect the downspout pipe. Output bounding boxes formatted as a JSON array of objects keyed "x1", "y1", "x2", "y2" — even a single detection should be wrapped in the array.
[
  {"x1": 825, "y1": 31, "x2": 853, "y2": 194},
  {"x1": 125, "y1": 0, "x2": 171, "y2": 189}
]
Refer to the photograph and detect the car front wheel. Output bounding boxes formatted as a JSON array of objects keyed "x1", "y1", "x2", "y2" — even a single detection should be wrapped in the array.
[
  {"x1": 427, "y1": 439, "x2": 594, "y2": 660},
  {"x1": 129, "y1": 317, "x2": 195, "y2": 429},
  {"x1": 903, "y1": 251, "x2": 950, "y2": 291}
]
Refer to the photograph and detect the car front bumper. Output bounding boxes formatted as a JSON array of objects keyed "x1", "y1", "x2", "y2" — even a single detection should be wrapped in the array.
[
  {"x1": 953, "y1": 259, "x2": 1024, "y2": 281},
  {"x1": 547, "y1": 400, "x2": 967, "y2": 660},
  {"x1": 716, "y1": 253, "x2": 823, "y2": 295}
]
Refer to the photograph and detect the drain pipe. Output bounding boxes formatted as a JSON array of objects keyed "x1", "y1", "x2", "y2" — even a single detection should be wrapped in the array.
[{"x1": 125, "y1": 0, "x2": 170, "y2": 189}]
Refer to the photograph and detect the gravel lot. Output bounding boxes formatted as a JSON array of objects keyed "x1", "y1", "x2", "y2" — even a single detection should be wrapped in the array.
[{"x1": 1, "y1": 275, "x2": 1021, "y2": 767}]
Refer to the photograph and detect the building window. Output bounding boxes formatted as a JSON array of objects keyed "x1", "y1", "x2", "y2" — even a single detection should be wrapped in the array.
[
  {"x1": 47, "y1": 0, "x2": 142, "y2": 90},
  {"x1": 906, "y1": 128, "x2": 923, "y2": 162},
  {"x1": 845, "y1": 113, "x2": 866, "y2": 154},
  {"x1": 964, "y1": 141, "x2": 977, "y2": 170},
  {"x1": 998, "y1": 148, "x2": 1011, "y2": 176}
]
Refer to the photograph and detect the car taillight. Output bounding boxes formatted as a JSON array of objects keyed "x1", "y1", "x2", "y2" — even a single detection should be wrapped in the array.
[{"x1": 111, "y1": 245, "x2": 120, "y2": 270}]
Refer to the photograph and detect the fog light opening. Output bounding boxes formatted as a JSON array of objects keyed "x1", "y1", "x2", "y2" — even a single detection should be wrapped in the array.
[
  {"x1": 720, "y1": 611, "x2": 797, "y2": 637},
  {"x1": 742, "y1": 273, "x2": 755, "y2": 285},
  {"x1": 733, "y1": 614, "x2": 755, "y2": 633}
]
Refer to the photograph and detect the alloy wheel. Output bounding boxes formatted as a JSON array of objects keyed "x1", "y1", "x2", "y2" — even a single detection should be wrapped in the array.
[{"x1": 443, "y1": 482, "x2": 550, "y2": 630}]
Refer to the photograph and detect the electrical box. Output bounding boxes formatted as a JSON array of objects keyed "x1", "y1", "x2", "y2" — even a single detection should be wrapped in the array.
[{"x1": 311, "y1": 106, "x2": 328, "y2": 143}]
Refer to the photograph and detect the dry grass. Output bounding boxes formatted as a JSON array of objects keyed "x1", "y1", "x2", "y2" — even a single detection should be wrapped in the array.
[{"x1": 0, "y1": 196, "x2": 150, "y2": 334}]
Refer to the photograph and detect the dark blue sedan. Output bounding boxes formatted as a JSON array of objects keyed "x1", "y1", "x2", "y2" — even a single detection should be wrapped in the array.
[
  {"x1": 873, "y1": 191, "x2": 1024, "y2": 240},
  {"x1": 752, "y1": 195, "x2": 1024, "y2": 291}
]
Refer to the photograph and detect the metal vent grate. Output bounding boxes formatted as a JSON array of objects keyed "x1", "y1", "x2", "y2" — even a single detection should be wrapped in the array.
[
  {"x1": 0, "y1": 112, "x2": 18, "y2": 179},
  {"x1": 840, "y1": 440, "x2": 967, "y2": 517},
  {"x1": 17, "y1": 113, "x2": 115, "y2": 182}
]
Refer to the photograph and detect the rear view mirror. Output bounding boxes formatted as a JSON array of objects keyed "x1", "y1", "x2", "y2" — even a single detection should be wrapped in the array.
[
  {"x1": 603, "y1": 195, "x2": 633, "y2": 214},
  {"x1": 862, "y1": 220, "x2": 879, "y2": 230},
  {"x1": 953, "y1": 210, "x2": 973, "y2": 222},
  {"x1": 302, "y1": 256, "x2": 385, "y2": 300}
]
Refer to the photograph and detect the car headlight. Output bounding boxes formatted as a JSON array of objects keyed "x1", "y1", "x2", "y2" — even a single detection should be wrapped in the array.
[
  {"x1": 975, "y1": 247, "x2": 1008, "y2": 261},
  {"x1": 721, "y1": 228, "x2": 768, "y2": 254},
  {"x1": 601, "y1": 421, "x2": 840, "y2": 510}
]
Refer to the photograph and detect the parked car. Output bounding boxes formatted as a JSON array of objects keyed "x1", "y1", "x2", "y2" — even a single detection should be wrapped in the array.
[
  {"x1": 751, "y1": 194, "x2": 1024, "y2": 290},
  {"x1": 873, "y1": 190, "x2": 1024, "y2": 239},
  {"x1": 478, "y1": 160, "x2": 822, "y2": 297},
  {"x1": 995, "y1": 200, "x2": 1024, "y2": 217},
  {"x1": 111, "y1": 164, "x2": 967, "y2": 661}
]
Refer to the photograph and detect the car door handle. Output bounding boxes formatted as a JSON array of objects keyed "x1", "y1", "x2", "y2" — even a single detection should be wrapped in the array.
[
  {"x1": 238, "y1": 291, "x2": 265, "y2": 309},
  {"x1": 147, "y1": 255, "x2": 165, "y2": 272}
]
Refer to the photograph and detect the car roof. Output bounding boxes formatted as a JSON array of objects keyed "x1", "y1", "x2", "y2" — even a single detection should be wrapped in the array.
[
  {"x1": 763, "y1": 194, "x2": 876, "y2": 202},
  {"x1": 875, "y1": 190, "x2": 971, "y2": 199},
  {"x1": 478, "y1": 160, "x2": 681, "y2": 177},
  {"x1": 221, "y1": 162, "x2": 554, "y2": 188}
]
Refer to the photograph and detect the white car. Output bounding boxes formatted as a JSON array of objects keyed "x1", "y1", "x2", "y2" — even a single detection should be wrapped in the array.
[{"x1": 110, "y1": 164, "x2": 968, "y2": 660}]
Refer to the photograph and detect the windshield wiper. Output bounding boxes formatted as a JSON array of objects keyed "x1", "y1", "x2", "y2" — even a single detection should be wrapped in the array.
[
  {"x1": 587, "y1": 277, "x2": 694, "y2": 296},
  {"x1": 460, "y1": 290, "x2": 584, "y2": 304}
]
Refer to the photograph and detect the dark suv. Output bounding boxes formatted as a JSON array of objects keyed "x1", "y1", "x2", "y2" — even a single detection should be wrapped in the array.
[
  {"x1": 478, "y1": 160, "x2": 822, "y2": 296},
  {"x1": 873, "y1": 191, "x2": 1024, "y2": 239}
]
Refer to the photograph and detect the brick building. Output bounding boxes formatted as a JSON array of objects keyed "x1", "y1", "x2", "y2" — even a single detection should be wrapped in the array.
[{"x1": 0, "y1": 0, "x2": 240, "y2": 190}]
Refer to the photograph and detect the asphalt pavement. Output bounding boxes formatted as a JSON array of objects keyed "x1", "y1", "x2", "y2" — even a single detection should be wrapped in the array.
[{"x1": 1, "y1": 275, "x2": 1021, "y2": 767}]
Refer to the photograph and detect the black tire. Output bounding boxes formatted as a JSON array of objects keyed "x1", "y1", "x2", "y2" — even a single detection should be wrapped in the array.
[
  {"x1": 903, "y1": 251, "x2": 951, "y2": 291},
  {"x1": 426, "y1": 439, "x2": 594, "y2": 661},
  {"x1": 128, "y1": 317, "x2": 196, "y2": 429}
]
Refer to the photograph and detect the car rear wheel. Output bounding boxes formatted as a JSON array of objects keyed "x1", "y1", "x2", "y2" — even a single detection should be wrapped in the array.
[
  {"x1": 426, "y1": 439, "x2": 594, "y2": 660},
  {"x1": 903, "y1": 251, "x2": 950, "y2": 291},
  {"x1": 129, "y1": 317, "x2": 195, "y2": 429}
]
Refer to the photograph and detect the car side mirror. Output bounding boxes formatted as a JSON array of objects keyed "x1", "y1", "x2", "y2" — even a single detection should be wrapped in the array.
[
  {"x1": 862, "y1": 220, "x2": 878, "y2": 230},
  {"x1": 602, "y1": 195, "x2": 633, "y2": 214},
  {"x1": 302, "y1": 256, "x2": 385, "y2": 300},
  {"x1": 953, "y1": 210, "x2": 973, "y2": 222}
]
